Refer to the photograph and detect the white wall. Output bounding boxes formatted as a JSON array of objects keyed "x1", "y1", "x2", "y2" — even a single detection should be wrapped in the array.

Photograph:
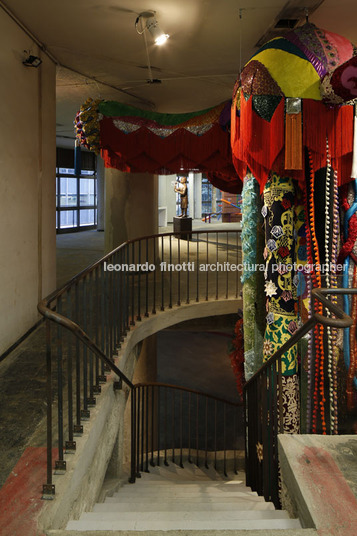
[
  {"x1": 158, "y1": 174, "x2": 177, "y2": 223},
  {"x1": 0, "y1": 11, "x2": 56, "y2": 354}
]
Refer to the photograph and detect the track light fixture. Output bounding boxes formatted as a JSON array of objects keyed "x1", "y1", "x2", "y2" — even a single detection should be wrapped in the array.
[{"x1": 135, "y1": 11, "x2": 169, "y2": 46}]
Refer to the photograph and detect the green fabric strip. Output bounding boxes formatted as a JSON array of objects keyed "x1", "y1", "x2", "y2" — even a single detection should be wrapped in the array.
[
  {"x1": 98, "y1": 101, "x2": 220, "y2": 125},
  {"x1": 251, "y1": 37, "x2": 309, "y2": 63}
]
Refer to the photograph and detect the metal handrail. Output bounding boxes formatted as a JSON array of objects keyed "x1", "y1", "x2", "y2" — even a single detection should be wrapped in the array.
[
  {"x1": 130, "y1": 382, "x2": 242, "y2": 482},
  {"x1": 133, "y1": 381, "x2": 242, "y2": 407},
  {"x1": 37, "y1": 228, "x2": 242, "y2": 498},
  {"x1": 243, "y1": 286, "x2": 357, "y2": 508}
]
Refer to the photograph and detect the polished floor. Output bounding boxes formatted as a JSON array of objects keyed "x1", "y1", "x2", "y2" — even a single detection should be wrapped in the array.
[{"x1": 0, "y1": 224, "x2": 241, "y2": 488}]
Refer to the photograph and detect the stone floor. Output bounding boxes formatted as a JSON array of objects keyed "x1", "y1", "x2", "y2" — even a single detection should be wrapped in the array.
[{"x1": 0, "y1": 224, "x2": 241, "y2": 488}]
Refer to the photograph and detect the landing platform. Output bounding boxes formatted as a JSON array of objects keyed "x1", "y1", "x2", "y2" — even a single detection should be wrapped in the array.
[{"x1": 279, "y1": 434, "x2": 357, "y2": 536}]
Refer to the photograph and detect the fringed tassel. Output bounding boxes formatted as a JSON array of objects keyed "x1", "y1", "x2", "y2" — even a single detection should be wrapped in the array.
[
  {"x1": 285, "y1": 98, "x2": 302, "y2": 170},
  {"x1": 351, "y1": 110, "x2": 357, "y2": 179},
  {"x1": 307, "y1": 148, "x2": 326, "y2": 434},
  {"x1": 347, "y1": 266, "x2": 357, "y2": 412},
  {"x1": 330, "y1": 169, "x2": 340, "y2": 434},
  {"x1": 325, "y1": 138, "x2": 334, "y2": 434}
]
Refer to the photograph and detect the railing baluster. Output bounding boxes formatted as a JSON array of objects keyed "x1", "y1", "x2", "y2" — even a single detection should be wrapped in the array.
[
  {"x1": 141, "y1": 386, "x2": 145, "y2": 471},
  {"x1": 94, "y1": 267, "x2": 100, "y2": 381},
  {"x1": 117, "y1": 250, "x2": 122, "y2": 346},
  {"x1": 206, "y1": 232, "x2": 209, "y2": 301},
  {"x1": 196, "y1": 233, "x2": 199, "y2": 302},
  {"x1": 161, "y1": 235, "x2": 165, "y2": 311},
  {"x1": 236, "y1": 229, "x2": 239, "y2": 298},
  {"x1": 145, "y1": 385, "x2": 149, "y2": 472},
  {"x1": 205, "y1": 397, "x2": 208, "y2": 469},
  {"x1": 66, "y1": 290, "x2": 74, "y2": 447},
  {"x1": 180, "y1": 390, "x2": 183, "y2": 468},
  {"x1": 56, "y1": 297, "x2": 64, "y2": 466},
  {"x1": 177, "y1": 236, "x2": 181, "y2": 306},
  {"x1": 157, "y1": 386, "x2": 160, "y2": 466},
  {"x1": 83, "y1": 279, "x2": 88, "y2": 409},
  {"x1": 130, "y1": 387, "x2": 136, "y2": 483},
  {"x1": 145, "y1": 238, "x2": 149, "y2": 317},
  {"x1": 196, "y1": 393, "x2": 199, "y2": 467},
  {"x1": 137, "y1": 240, "x2": 142, "y2": 321},
  {"x1": 152, "y1": 237, "x2": 157, "y2": 314},
  {"x1": 172, "y1": 389, "x2": 175, "y2": 463},
  {"x1": 164, "y1": 387, "x2": 168, "y2": 466},
  {"x1": 74, "y1": 283, "x2": 82, "y2": 429},
  {"x1": 43, "y1": 319, "x2": 54, "y2": 497},
  {"x1": 137, "y1": 386, "x2": 141, "y2": 475},
  {"x1": 188, "y1": 391, "x2": 191, "y2": 463},
  {"x1": 88, "y1": 273, "x2": 94, "y2": 401},
  {"x1": 125, "y1": 245, "x2": 130, "y2": 331},
  {"x1": 151, "y1": 384, "x2": 154, "y2": 466},
  {"x1": 131, "y1": 242, "x2": 135, "y2": 325},
  {"x1": 186, "y1": 237, "x2": 190, "y2": 303},
  {"x1": 223, "y1": 403, "x2": 227, "y2": 477},
  {"x1": 169, "y1": 236, "x2": 172, "y2": 308},
  {"x1": 233, "y1": 405, "x2": 237, "y2": 474},
  {"x1": 226, "y1": 231, "x2": 229, "y2": 299},
  {"x1": 216, "y1": 231, "x2": 219, "y2": 300},
  {"x1": 214, "y1": 399, "x2": 217, "y2": 470}
]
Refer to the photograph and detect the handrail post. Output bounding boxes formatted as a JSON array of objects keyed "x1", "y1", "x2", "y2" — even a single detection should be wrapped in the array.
[
  {"x1": 42, "y1": 319, "x2": 55, "y2": 499},
  {"x1": 129, "y1": 387, "x2": 136, "y2": 483}
]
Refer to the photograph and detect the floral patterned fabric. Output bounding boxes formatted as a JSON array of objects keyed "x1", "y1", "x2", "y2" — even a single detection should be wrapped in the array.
[{"x1": 262, "y1": 173, "x2": 299, "y2": 376}]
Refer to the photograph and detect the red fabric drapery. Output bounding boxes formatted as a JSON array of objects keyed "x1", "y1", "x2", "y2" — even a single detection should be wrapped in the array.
[
  {"x1": 100, "y1": 117, "x2": 240, "y2": 190},
  {"x1": 231, "y1": 94, "x2": 354, "y2": 190}
]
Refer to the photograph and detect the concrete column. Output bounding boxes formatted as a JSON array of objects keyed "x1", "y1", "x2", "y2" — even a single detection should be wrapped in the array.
[
  {"x1": 158, "y1": 174, "x2": 177, "y2": 224},
  {"x1": 193, "y1": 173, "x2": 202, "y2": 220},
  {"x1": 104, "y1": 169, "x2": 158, "y2": 252},
  {"x1": 96, "y1": 156, "x2": 105, "y2": 232}
]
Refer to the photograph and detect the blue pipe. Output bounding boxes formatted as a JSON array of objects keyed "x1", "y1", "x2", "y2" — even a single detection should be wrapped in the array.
[{"x1": 342, "y1": 179, "x2": 357, "y2": 388}]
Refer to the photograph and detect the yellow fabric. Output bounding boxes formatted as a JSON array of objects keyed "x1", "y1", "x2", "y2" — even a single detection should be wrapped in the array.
[{"x1": 247, "y1": 49, "x2": 321, "y2": 100}]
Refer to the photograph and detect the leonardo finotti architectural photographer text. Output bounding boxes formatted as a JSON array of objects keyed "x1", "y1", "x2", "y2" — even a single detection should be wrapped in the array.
[{"x1": 103, "y1": 262, "x2": 343, "y2": 273}]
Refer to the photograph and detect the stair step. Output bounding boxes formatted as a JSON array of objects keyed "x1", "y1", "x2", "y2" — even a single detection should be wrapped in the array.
[
  {"x1": 66, "y1": 515, "x2": 302, "y2": 531},
  {"x1": 50, "y1": 530, "x2": 315, "y2": 536},
  {"x1": 121, "y1": 482, "x2": 252, "y2": 492},
  {"x1": 76, "y1": 510, "x2": 291, "y2": 521},
  {"x1": 112, "y1": 489, "x2": 259, "y2": 498},
  {"x1": 105, "y1": 494, "x2": 265, "y2": 504},
  {"x1": 94, "y1": 500, "x2": 276, "y2": 512},
  {"x1": 141, "y1": 466, "x2": 224, "y2": 480},
  {"x1": 125, "y1": 479, "x2": 247, "y2": 486}
]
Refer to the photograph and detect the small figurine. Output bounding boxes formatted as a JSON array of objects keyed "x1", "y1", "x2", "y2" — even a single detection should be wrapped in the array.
[{"x1": 174, "y1": 176, "x2": 188, "y2": 217}]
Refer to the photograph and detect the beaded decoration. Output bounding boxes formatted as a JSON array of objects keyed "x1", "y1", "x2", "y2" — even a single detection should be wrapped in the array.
[{"x1": 307, "y1": 148, "x2": 326, "y2": 434}]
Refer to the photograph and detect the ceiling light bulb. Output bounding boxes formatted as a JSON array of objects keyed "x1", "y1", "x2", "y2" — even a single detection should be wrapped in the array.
[{"x1": 146, "y1": 16, "x2": 169, "y2": 45}]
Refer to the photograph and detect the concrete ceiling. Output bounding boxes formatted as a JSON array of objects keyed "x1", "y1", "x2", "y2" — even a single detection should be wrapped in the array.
[{"x1": 5, "y1": 0, "x2": 357, "y2": 139}]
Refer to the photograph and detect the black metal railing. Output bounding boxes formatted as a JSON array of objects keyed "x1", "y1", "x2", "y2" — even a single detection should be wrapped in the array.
[
  {"x1": 129, "y1": 382, "x2": 242, "y2": 483},
  {"x1": 243, "y1": 288, "x2": 357, "y2": 508},
  {"x1": 37, "y1": 229, "x2": 242, "y2": 498}
]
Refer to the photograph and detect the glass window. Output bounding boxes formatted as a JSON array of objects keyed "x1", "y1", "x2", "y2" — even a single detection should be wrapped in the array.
[
  {"x1": 80, "y1": 209, "x2": 96, "y2": 226},
  {"x1": 60, "y1": 177, "x2": 78, "y2": 207},
  {"x1": 60, "y1": 210, "x2": 78, "y2": 228},
  {"x1": 56, "y1": 151, "x2": 97, "y2": 232},
  {"x1": 80, "y1": 178, "x2": 95, "y2": 206},
  {"x1": 202, "y1": 177, "x2": 212, "y2": 214}
]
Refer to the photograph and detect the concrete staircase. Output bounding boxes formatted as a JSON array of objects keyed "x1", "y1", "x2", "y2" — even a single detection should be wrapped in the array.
[{"x1": 62, "y1": 463, "x2": 303, "y2": 532}]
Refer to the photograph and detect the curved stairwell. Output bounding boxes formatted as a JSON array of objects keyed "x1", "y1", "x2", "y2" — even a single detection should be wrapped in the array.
[{"x1": 62, "y1": 463, "x2": 302, "y2": 532}]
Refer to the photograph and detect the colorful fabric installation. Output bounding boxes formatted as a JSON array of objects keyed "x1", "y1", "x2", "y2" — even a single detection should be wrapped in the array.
[
  {"x1": 231, "y1": 23, "x2": 357, "y2": 193},
  {"x1": 262, "y1": 174, "x2": 299, "y2": 376},
  {"x1": 75, "y1": 98, "x2": 241, "y2": 193},
  {"x1": 229, "y1": 317, "x2": 245, "y2": 397},
  {"x1": 241, "y1": 174, "x2": 265, "y2": 380}
]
